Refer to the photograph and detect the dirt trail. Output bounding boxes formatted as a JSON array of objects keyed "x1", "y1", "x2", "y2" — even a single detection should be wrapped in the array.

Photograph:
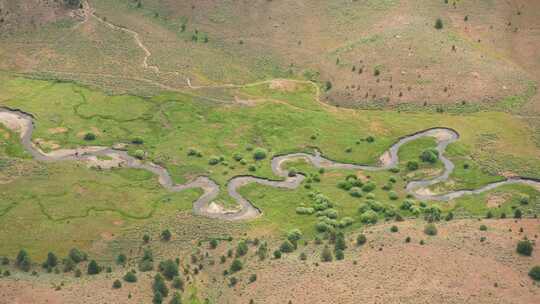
[{"x1": 2, "y1": 108, "x2": 539, "y2": 221}]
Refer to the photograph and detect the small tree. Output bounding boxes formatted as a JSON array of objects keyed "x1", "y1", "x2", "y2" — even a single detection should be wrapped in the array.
[
  {"x1": 280, "y1": 240, "x2": 295, "y2": 253},
  {"x1": 435, "y1": 18, "x2": 444, "y2": 30},
  {"x1": 230, "y1": 259, "x2": 243, "y2": 273},
  {"x1": 287, "y1": 229, "x2": 303, "y2": 245},
  {"x1": 116, "y1": 254, "x2": 127, "y2": 266},
  {"x1": 161, "y1": 229, "x2": 172, "y2": 241},
  {"x1": 16, "y1": 250, "x2": 32, "y2": 272},
  {"x1": 390, "y1": 225, "x2": 399, "y2": 233},
  {"x1": 209, "y1": 239, "x2": 219, "y2": 249},
  {"x1": 334, "y1": 232, "x2": 347, "y2": 251},
  {"x1": 335, "y1": 249, "x2": 344, "y2": 260},
  {"x1": 273, "y1": 250, "x2": 282, "y2": 259},
  {"x1": 517, "y1": 240, "x2": 533, "y2": 256},
  {"x1": 159, "y1": 259, "x2": 179, "y2": 280},
  {"x1": 153, "y1": 273, "x2": 169, "y2": 297},
  {"x1": 356, "y1": 234, "x2": 367, "y2": 246},
  {"x1": 514, "y1": 209, "x2": 522, "y2": 219},
  {"x1": 253, "y1": 148, "x2": 267, "y2": 160},
  {"x1": 112, "y1": 279, "x2": 122, "y2": 289},
  {"x1": 170, "y1": 292, "x2": 182, "y2": 304},
  {"x1": 123, "y1": 271, "x2": 137, "y2": 283},
  {"x1": 43, "y1": 252, "x2": 58, "y2": 269},
  {"x1": 407, "y1": 161, "x2": 419, "y2": 171},
  {"x1": 172, "y1": 276, "x2": 184, "y2": 290},
  {"x1": 424, "y1": 223, "x2": 438, "y2": 236},
  {"x1": 236, "y1": 240, "x2": 248, "y2": 257},
  {"x1": 479, "y1": 225, "x2": 488, "y2": 231},
  {"x1": 143, "y1": 234, "x2": 150, "y2": 243},
  {"x1": 84, "y1": 133, "x2": 96, "y2": 141},
  {"x1": 87, "y1": 260, "x2": 101, "y2": 275},
  {"x1": 529, "y1": 266, "x2": 540, "y2": 281},
  {"x1": 321, "y1": 246, "x2": 333, "y2": 262},
  {"x1": 153, "y1": 291, "x2": 163, "y2": 304},
  {"x1": 249, "y1": 273, "x2": 257, "y2": 283}
]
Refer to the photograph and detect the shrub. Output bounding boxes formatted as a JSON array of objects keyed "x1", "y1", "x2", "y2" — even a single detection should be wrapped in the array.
[
  {"x1": 170, "y1": 292, "x2": 182, "y2": 304},
  {"x1": 338, "y1": 181, "x2": 353, "y2": 190},
  {"x1": 339, "y1": 217, "x2": 354, "y2": 228},
  {"x1": 335, "y1": 249, "x2": 344, "y2": 260},
  {"x1": 517, "y1": 240, "x2": 533, "y2": 256},
  {"x1": 230, "y1": 259, "x2": 243, "y2": 273},
  {"x1": 362, "y1": 181, "x2": 376, "y2": 192},
  {"x1": 296, "y1": 207, "x2": 315, "y2": 215},
  {"x1": 236, "y1": 241, "x2": 248, "y2": 257},
  {"x1": 159, "y1": 259, "x2": 179, "y2": 280},
  {"x1": 529, "y1": 266, "x2": 540, "y2": 281},
  {"x1": 16, "y1": 250, "x2": 32, "y2": 272},
  {"x1": 435, "y1": 18, "x2": 444, "y2": 29},
  {"x1": 321, "y1": 246, "x2": 333, "y2": 262},
  {"x1": 420, "y1": 149, "x2": 439, "y2": 163},
  {"x1": 360, "y1": 210, "x2": 378, "y2": 224},
  {"x1": 116, "y1": 254, "x2": 127, "y2": 266},
  {"x1": 87, "y1": 260, "x2": 101, "y2": 275},
  {"x1": 366, "y1": 136, "x2": 375, "y2": 143},
  {"x1": 299, "y1": 252, "x2": 307, "y2": 261},
  {"x1": 161, "y1": 229, "x2": 172, "y2": 241},
  {"x1": 249, "y1": 273, "x2": 257, "y2": 283},
  {"x1": 287, "y1": 229, "x2": 303, "y2": 243},
  {"x1": 400, "y1": 200, "x2": 413, "y2": 210},
  {"x1": 123, "y1": 271, "x2": 137, "y2": 283},
  {"x1": 519, "y1": 195, "x2": 530, "y2": 205},
  {"x1": 208, "y1": 156, "x2": 220, "y2": 165},
  {"x1": 407, "y1": 161, "x2": 419, "y2": 171},
  {"x1": 280, "y1": 240, "x2": 295, "y2": 253},
  {"x1": 153, "y1": 291, "x2": 163, "y2": 304},
  {"x1": 390, "y1": 225, "x2": 399, "y2": 233},
  {"x1": 253, "y1": 148, "x2": 267, "y2": 160},
  {"x1": 424, "y1": 224, "x2": 438, "y2": 236},
  {"x1": 349, "y1": 187, "x2": 363, "y2": 197},
  {"x1": 131, "y1": 137, "x2": 144, "y2": 145},
  {"x1": 153, "y1": 273, "x2": 169, "y2": 297},
  {"x1": 273, "y1": 250, "x2": 282, "y2": 259},
  {"x1": 43, "y1": 252, "x2": 58, "y2": 269},
  {"x1": 405, "y1": 236, "x2": 411, "y2": 243},
  {"x1": 356, "y1": 234, "x2": 367, "y2": 246},
  {"x1": 172, "y1": 276, "x2": 184, "y2": 290},
  {"x1": 388, "y1": 191, "x2": 399, "y2": 200},
  {"x1": 445, "y1": 212, "x2": 454, "y2": 221},
  {"x1": 134, "y1": 150, "x2": 145, "y2": 160},
  {"x1": 479, "y1": 225, "x2": 487, "y2": 231},
  {"x1": 514, "y1": 209, "x2": 522, "y2": 219},
  {"x1": 84, "y1": 133, "x2": 96, "y2": 141},
  {"x1": 112, "y1": 279, "x2": 122, "y2": 289},
  {"x1": 288, "y1": 167, "x2": 297, "y2": 177}
]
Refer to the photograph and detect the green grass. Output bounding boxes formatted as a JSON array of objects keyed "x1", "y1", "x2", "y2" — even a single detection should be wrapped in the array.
[{"x1": 1, "y1": 74, "x2": 540, "y2": 255}]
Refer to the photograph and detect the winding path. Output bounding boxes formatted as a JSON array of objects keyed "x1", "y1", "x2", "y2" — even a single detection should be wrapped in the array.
[{"x1": 0, "y1": 108, "x2": 539, "y2": 221}]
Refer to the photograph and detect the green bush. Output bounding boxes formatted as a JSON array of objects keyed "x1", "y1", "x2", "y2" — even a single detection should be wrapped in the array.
[
  {"x1": 400, "y1": 200, "x2": 413, "y2": 210},
  {"x1": 236, "y1": 240, "x2": 248, "y2": 257},
  {"x1": 280, "y1": 240, "x2": 295, "y2": 253},
  {"x1": 356, "y1": 234, "x2": 367, "y2": 246},
  {"x1": 16, "y1": 250, "x2": 32, "y2": 272},
  {"x1": 123, "y1": 271, "x2": 137, "y2": 283},
  {"x1": 388, "y1": 191, "x2": 399, "y2": 200},
  {"x1": 132, "y1": 149, "x2": 145, "y2": 160},
  {"x1": 360, "y1": 210, "x2": 378, "y2": 224},
  {"x1": 87, "y1": 260, "x2": 101, "y2": 275},
  {"x1": 273, "y1": 250, "x2": 282, "y2": 259},
  {"x1": 424, "y1": 224, "x2": 438, "y2": 236},
  {"x1": 253, "y1": 148, "x2": 267, "y2": 160},
  {"x1": 208, "y1": 156, "x2": 220, "y2": 165},
  {"x1": 296, "y1": 207, "x2": 315, "y2": 215},
  {"x1": 112, "y1": 279, "x2": 122, "y2": 289},
  {"x1": 514, "y1": 209, "x2": 522, "y2": 219},
  {"x1": 349, "y1": 187, "x2": 363, "y2": 197},
  {"x1": 172, "y1": 276, "x2": 184, "y2": 290},
  {"x1": 152, "y1": 273, "x2": 169, "y2": 297},
  {"x1": 161, "y1": 229, "x2": 172, "y2": 241},
  {"x1": 420, "y1": 149, "x2": 439, "y2": 163},
  {"x1": 170, "y1": 292, "x2": 182, "y2": 304},
  {"x1": 362, "y1": 181, "x2": 376, "y2": 192},
  {"x1": 517, "y1": 240, "x2": 533, "y2": 256},
  {"x1": 287, "y1": 229, "x2": 303, "y2": 243},
  {"x1": 390, "y1": 225, "x2": 399, "y2": 233},
  {"x1": 335, "y1": 249, "x2": 344, "y2": 260},
  {"x1": 435, "y1": 18, "x2": 444, "y2": 29},
  {"x1": 321, "y1": 246, "x2": 333, "y2": 262},
  {"x1": 159, "y1": 259, "x2": 179, "y2": 280},
  {"x1": 529, "y1": 266, "x2": 540, "y2": 281},
  {"x1": 406, "y1": 161, "x2": 419, "y2": 171},
  {"x1": 84, "y1": 133, "x2": 96, "y2": 141},
  {"x1": 479, "y1": 225, "x2": 487, "y2": 231},
  {"x1": 230, "y1": 259, "x2": 243, "y2": 273}
]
